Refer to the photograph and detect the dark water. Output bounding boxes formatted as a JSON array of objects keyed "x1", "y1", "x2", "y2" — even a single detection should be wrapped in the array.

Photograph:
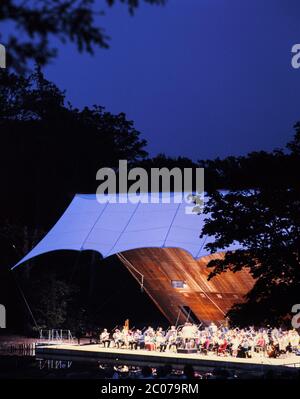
[
  {"x1": 0, "y1": 351, "x2": 299, "y2": 380},
  {"x1": 0, "y1": 355, "x2": 203, "y2": 379}
]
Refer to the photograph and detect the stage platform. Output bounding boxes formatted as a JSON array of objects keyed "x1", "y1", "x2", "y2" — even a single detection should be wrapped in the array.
[{"x1": 36, "y1": 344, "x2": 300, "y2": 376}]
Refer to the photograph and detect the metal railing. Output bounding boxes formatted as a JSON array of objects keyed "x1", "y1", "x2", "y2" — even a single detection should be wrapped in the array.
[{"x1": 39, "y1": 329, "x2": 74, "y2": 344}]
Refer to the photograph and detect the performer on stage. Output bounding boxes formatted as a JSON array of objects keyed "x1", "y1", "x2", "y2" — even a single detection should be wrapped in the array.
[
  {"x1": 133, "y1": 329, "x2": 144, "y2": 350},
  {"x1": 128, "y1": 330, "x2": 138, "y2": 350},
  {"x1": 121, "y1": 326, "x2": 129, "y2": 348},
  {"x1": 181, "y1": 322, "x2": 198, "y2": 349},
  {"x1": 155, "y1": 329, "x2": 167, "y2": 352},
  {"x1": 112, "y1": 329, "x2": 124, "y2": 349},
  {"x1": 166, "y1": 325, "x2": 178, "y2": 352},
  {"x1": 144, "y1": 326, "x2": 155, "y2": 338},
  {"x1": 100, "y1": 328, "x2": 111, "y2": 348},
  {"x1": 144, "y1": 326, "x2": 156, "y2": 351}
]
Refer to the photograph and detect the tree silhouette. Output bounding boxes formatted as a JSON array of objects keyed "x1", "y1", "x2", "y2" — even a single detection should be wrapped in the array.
[
  {"x1": 0, "y1": 0, "x2": 166, "y2": 72},
  {"x1": 0, "y1": 67, "x2": 148, "y2": 228},
  {"x1": 201, "y1": 131, "x2": 300, "y2": 326}
]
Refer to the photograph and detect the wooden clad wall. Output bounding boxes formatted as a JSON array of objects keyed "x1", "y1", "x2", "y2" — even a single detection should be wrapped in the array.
[{"x1": 118, "y1": 248, "x2": 254, "y2": 325}]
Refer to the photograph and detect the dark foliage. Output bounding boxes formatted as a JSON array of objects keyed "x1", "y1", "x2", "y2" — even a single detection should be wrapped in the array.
[
  {"x1": 201, "y1": 131, "x2": 300, "y2": 326},
  {"x1": 0, "y1": 0, "x2": 166, "y2": 72},
  {"x1": 0, "y1": 67, "x2": 147, "y2": 229}
]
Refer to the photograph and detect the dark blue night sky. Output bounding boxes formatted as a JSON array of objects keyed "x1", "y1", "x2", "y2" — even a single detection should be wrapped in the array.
[{"x1": 43, "y1": 0, "x2": 300, "y2": 160}]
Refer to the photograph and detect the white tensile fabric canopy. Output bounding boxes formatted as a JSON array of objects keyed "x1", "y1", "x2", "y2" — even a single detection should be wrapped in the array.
[{"x1": 12, "y1": 193, "x2": 239, "y2": 269}]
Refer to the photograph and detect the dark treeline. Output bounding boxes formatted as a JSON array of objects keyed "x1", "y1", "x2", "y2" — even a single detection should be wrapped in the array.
[
  {"x1": 2, "y1": 68, "x2": 297, "y2": 231},
  {"x1": 0, "y1": 68, "x2": 299, "y2": 332}
]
